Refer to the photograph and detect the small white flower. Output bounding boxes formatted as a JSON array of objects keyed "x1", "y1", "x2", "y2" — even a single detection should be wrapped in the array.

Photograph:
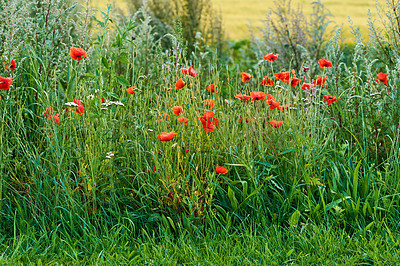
[
  {"x1": 105, "y1": 151, "x2": 114, "y2": 159},
  {"x1": 101, "y1": 101, "x2": 125, "y2": 107},
  {"x1": 65, "y1": 102, "x2": 79, "y2": 107},
  {"x1": 87, "y1": 94, "x2": 94, "y2": 100}
]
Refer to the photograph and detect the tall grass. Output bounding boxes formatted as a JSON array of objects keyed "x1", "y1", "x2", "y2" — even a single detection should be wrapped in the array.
[{"x1": 0, "y1": 0, "x2": 400, "y2": 263}]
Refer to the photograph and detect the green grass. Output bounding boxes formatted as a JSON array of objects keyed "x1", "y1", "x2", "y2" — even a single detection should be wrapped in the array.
[
  {"x1": 2, "y1": 223, "x2": 399, "y2": 264},
  {"x1": 1, "y1": 0, "x2": 400, "y2": 263},
  {"x1": 92, "y1": 0, "x2": 380, "y2": 40}
]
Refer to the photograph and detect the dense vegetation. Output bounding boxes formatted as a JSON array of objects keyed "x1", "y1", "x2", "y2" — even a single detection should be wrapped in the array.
[{"x1": 0, "y1": 0, "x2": 400, "y2": 263}]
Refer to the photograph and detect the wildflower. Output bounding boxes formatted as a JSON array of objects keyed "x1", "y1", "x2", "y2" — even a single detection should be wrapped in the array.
[
  {"x1": 268, "y1": 120, "x2": 283, "y2": 128},
  {"x1": 44, "y1": 107, "x2": 60, "y2": 125},
  {"x1": 172, "y1": 106, "x2": 183, "y2": 116},
  {"x1": 105, "y1": 151, "x2": 115, "y2": 159},
  {"x1": 101, "y1": 96, "x2": 105, "y2": 103},
  {"x1": 323, "y1": 95, "x2": 339, "y2": 105},
  {"x1": 181, "y1": 65, "x2": 198, "y2": 77},
  {"x1": 277, "y1": 104, "x2": 289, "y2": 111},
  {"x1": 159, "y1": 113, "x2": 170, "y2": 121},
  {"x1": 73, "y1": 99, "x2": 84, "y2": 115},
  {"x1": 267, "y1": 94, "x2": 275, "y2": 101},
  {"x1": 250, "y1": 91, "x2": 266, "y2": 102},
  {"x1": 275, "y1": 71, "x2": 290, "y2": 84},
  {"x1": 202, "y1": 99, "x2": 215, "y2": 109},
  {"x1": 0, "y1": 77, "x2": 13, "y2": 90},
  {"x1": 239, "y1": 116, "x2": 254, "y2": 123},
  {"x1": 206, "y1": 83, "x2": 217, "y2": 93},
  {"x1": 70, "y1": 47, "x2": 87, "y2": 61},
  {"x1": 216, "y1": 166, "x2": 228, "y2": 174},
  {"x1": 127, "y1": 86, "x2": 136, "y2": 94},
  {"x1": 267, "y1": 99, "x2": 280, "y2": 110},
  {"x1": 44, "y1": 107, "x2": 53, "y2": 118},
  {"x1": 199, "y1": 111, "x2": 219, "y2": 133},
  {"x1": 157, "y1": 131, "x2": 178, "y2": 141},
  {"x1": 234, "y1": 93, "x2": 251, "y2": 102},
  {"x1": 185, "y1": 149, "x2": 189, "y2": 153},
  {"x1": 10, "y1": 59, "x2": 16, "y2": 71},
  {"x1": 175, "y1": 78, "x2": 186, "y2": 89},
  {"x1": 302, "y1": 66, "x2": 310, "y2": 73},
  {"x1": 314, "y1": 76, "x2": 327, "y2": 87},
  {"x1": 52, "y1": 113, "x2": 60, "y2": 125},
  {"x1": 375, "y1": 72, "x2": 388, "y2": 85},
  {"x1": 260, "y1": 76, "x2": 274, "y2": 86},
  {"x1": 101, "y1": 101, "x2": 125, "y2": 107},
  {"x1": 263, "y1": 53, "x2": 279, "y2": 61},
  {"x1": 301, "y1": 83, "x2": 312, "y2": 90},
  {"x1": 178, "y1": 117, "x2": 189, "y2": 125},
  {"x1": 291, "y1": 76, "x2": 300, "y2": 87},
  {"x1": 241, "y1": 72, "x2": 252, "y2": 83},
  {"x1": 318, "y1": 58, "x2": 333, "y2": 68}
]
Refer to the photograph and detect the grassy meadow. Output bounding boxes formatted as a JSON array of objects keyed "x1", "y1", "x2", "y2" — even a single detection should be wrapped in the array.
[
  {"x1": 1, "y1": 0, "x2": 400, "y2": 264},
  {"x1": 93, "y1": 0, "x2": 379, "y2": 40}
]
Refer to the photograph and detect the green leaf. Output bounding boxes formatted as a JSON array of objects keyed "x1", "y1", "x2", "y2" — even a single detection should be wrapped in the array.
[
  {"x1": 118, "y1": 56, "x2": 130, "y2": 64},
  {"x1": 101, "y1": 56, "x2": 110, "y2": 69},
  {"x1": 289, "y1": 210, "x2": 300, "y2": 227},
  {"x1": 105, "y1": 92, "x2": 119, "y2": 99},
  {"x1": 228, "y1": 187, "x2": 238, "y2": 211},
  {"x1": 116, "y1": 76, "x2": 130, "y2": 86},
  {"x1": 353, "y1": 159, "x2": 362, "y2": 199}
]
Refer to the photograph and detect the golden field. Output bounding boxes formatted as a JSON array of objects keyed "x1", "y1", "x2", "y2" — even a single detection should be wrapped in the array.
[{"x1": 92, "y1": 0, "x2": 381, "y2": 40}]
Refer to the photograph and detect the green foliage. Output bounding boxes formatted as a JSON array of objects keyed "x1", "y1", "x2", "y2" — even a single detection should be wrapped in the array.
[{"x1": 0, "y1": 0, "x2": 400, "y2": 263}]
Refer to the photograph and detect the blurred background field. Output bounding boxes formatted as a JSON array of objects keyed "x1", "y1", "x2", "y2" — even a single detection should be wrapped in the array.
[{"x1": 93, "y1": 0, "x2": 379, "y2": 40}]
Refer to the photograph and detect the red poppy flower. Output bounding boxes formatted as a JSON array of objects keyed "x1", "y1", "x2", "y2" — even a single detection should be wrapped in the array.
[
  {"x1": 263, "y1": 53, "x2": 279, "y2": 62},
  {"x1": 44, "y1": 107, "x2": 53, "y2": 118},
  {"x1": 101, "y1": 96, "x2": 105, "y2": 103},
  {"x1": 250, "y1": 91, "x2": 266, "y2": 102},
  {"x1": 181, "y1": 65, "x2": 198, "y2": 77},
  {"x1": 206, "y1": 83, "x2": 217, "y2": 93},
  {"x1": 216, "y1": 166, "x2": 228, "y2": 174},
  {"x1": 159, "y1": 113, "x2": 170, "y2": 121},
  {"x1": 291, "y1": 76, "x2": 300, "y2": 87},
  {"x1": 177, "y1": 117, "x2": 189, "y2": 125},
  {"x1": 157, "y1": 131, "x2": 178, "y2": 141},
  {"x1": 185, "y1": 149, "x2": 189, "y2": 153},
  {"x1": 175, "y1": 78, "x2": 186, "y2": 89},
  {"x1": 267, "y1": 94, "x2": 275, "y2": 101},
  {"x1": 202, "y1": 99, "x2": 215, "y2": 109},
  {"x1": 375, "y1": 72, "x2": 388, "y2": 85},
  {"x1": 267, "y1": 99, "x2": 280, "y2": 110},
  {"x1": 126, "y1": 86, "x2": 136, "y2": 94},
  {"x1": 73, "y1": 99, "x2": 84, "y2": 115},
  {"x1": 239, "y1": 116, "x2": 254, "y2": 123},
  {"x1": 260, "y1": 76, "x2": 274, "y2": 86},
  {"x1": 10, "y1": 59, "x2": 16, "y2": 71},
  {"x1": 199, "y1": 111, "x2": 219, "y2": 133},
  {"x1": 172, "y1": 106, "x2": 183, "y2": 116},
  {"x1": 268, "y1": 120, "x2": 283, "y2": 128},
  {"x1": 318, "y1": 58, "x2": 333, "y2": 68},
  {"x1": 70, "y1": 47, "x2": 87, "y2": 61},
  {"x1": 234, "y1": 93, "x2": 251, "y2": 102},
  {"x1": 0, "y1": 77, "x2": 13, "y2": 90},
  {"x1": 277, "y1": 104, "x2": 289, "y2": 111},
  {"x1": 52, "y1": 113, "x2": 60, "y2": 125},
  {"x1": 323, "y1": 95, "x2": 339, "y2": 105},
  {"x1": 274, "y1": 71, "x2": 290, "y2": 84},
  {"x1": 314, "y1": 76, "x2": 327, "y2": 87},
  {"x1": 241, "y1": 72, "x2": 252, "y2": 83},
  {"x1": 301, "y1": 83, "x2": 312, "y2": 90}
]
